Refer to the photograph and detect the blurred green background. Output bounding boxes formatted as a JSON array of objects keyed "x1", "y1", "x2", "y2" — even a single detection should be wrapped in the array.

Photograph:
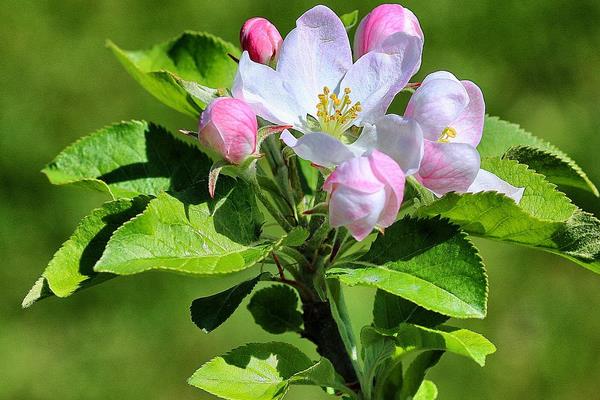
[{"x1": 2, "y1": 0, "x2": 599, "y2": 399}]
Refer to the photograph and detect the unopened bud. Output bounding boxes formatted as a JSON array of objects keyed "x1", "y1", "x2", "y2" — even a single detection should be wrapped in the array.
[
  {"x1": 199, "y1": 97, "x2": 258, "y2": 165},
  {"x1": 240, "y1": 17, "x2": 283, "y2": 66},
  {"x1": 354, "y1": 4, "x2": 423, "y2": 59}
]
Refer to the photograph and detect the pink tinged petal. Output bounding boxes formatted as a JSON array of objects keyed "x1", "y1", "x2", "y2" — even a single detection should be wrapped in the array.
[
  {"x1": 329, "y1": 186, "x2": 387, "y2": 236},
  {"x1": 340, "y1": 47, "x2": 420, "y2": 124},
  {"x1": 281, "y1": 131, "x2": 356, "y2": 168},
  {"x1": 323, "y1": 154, "x2": 384, "y2": 193},
  {"x1": 346, "y1": 201, "x2": 387, "y2": 241},
  {"x1": 232, "y1": 52, "x2": 305, "y2": 128},
  {"x1": 276, "y1": 5, "x2": 352, "y2": 117},
  {"x1": 240, "y1": 17, "x2": 283, "y2": 65},
  {"x1": 467, "y1": 169, "x2": 525, "y2": 204},
  {"x1": 199, "y1": 97, "x2": 257, "y2": 164},
  {"x1": 354, "y1": 4, "x2": 424, "y2": 59},
  {"x1": 364, "y1": 115, "x2": 424, "y2": 175},
  {"x1": 404, "y1": 71, "x2": 469, "y2": 141},
  {"x1": 416, "y1": 140, "x2": 480, "y2": 196},
  {"x1": 323, "y1": 151, "x2": 404, "y2": 241},
  {"x1": 449, "y1": 81, "x2": 485, "y2": 147},
  {"x1": 368, "y1": 150, "x2": 405, "y2": 228}
]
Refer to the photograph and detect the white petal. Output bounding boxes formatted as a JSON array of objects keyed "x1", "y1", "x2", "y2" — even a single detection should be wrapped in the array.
[
  {"x1": 276, "y1": 5, "x2": 352, "y2": 118},
  {"x1": 232, "y1": 52, "x2": 305, "y2": 127},
  {"x1": 281, "y1": 131, "x2": 355, "y2": 168},
  {"x1": 340, "y1": 42, "x2": 420, "y2": 124},
  {"x1": 366, "y1": 115, "x2": 424, "y2": 175},
  {"x1": 466, "y1": 169, "x2": 525, "y2": 204},
  {"x1": 404, "y1": 71, "x2": 469, "y2": 141},
  {"x1": 380, "y1": 31, "x2": 423, "y2": 77},
  {"x1": 421, "y1": 71, "x2": 458, "y2": 84}
]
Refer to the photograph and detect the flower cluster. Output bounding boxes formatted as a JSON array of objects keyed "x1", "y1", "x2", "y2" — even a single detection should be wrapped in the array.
[{"x1": 199, "y1": 4, "x2": 524, "y2": 240}]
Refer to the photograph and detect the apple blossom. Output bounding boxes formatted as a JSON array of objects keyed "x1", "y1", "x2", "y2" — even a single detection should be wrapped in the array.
[
  {"x1": 240, "y1": 17, "x2": 283, "y2": 66},
  {"x1": 233, "y1": 5, "x2": 423, "y2": 168},
  {"x1": 323, "y1": 150, "x2": 405, "y2": 241},
  {"x1": 198, "y1": 97, "x2": 258, "y2": 165},
  {"x1": 405, "y1": 71, "x2": 524, "y2": 202},
  {"x1": 354, "y1": 4, "x2": 424, "y2": 68}
]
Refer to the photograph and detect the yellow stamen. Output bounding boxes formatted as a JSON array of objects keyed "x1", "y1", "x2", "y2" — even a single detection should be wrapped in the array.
[
  {"x1": 314, "y1": 86, "x2": 361, "y2": 137},
  {"x1": 438, "y1": 127, "x2": 458, "y2": 143}
]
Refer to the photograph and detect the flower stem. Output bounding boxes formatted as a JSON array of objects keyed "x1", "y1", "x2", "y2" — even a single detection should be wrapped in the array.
[{"x1": 251, "y1": 179, "x2": 294, "y2": 232}]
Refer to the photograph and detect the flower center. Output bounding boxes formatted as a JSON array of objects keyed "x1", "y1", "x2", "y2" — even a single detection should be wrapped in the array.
[
  {"x1": 316, "y1": 86, "x2": 362, "y2": 137},
  {"x1": 438, "y1": 127, "x2": 457, "y2": 143}
]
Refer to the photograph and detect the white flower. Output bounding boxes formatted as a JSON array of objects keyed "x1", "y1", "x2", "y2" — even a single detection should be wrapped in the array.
[{"x1": 232, "y1": 5, "x2": 423, "y2": 169}]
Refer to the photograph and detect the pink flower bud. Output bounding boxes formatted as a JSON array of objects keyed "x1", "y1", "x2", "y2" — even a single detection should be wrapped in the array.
[
  {"x1": 354, "y1": 4, "x2": 424, "y2": 59},
  {"x1": 240, "y1": 17, "x2": 283, "y2": 66},
  {"x1": 323, "y1": 150, "x2": 405, "y2": 241},
  {"x1": 199, "y1": 97, "x2": 258, "y2": 165}
]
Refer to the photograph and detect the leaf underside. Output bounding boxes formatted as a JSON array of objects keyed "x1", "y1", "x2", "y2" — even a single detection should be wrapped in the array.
[
  {"x1": 22, "y1": 197, "x2": 150, "y2": 307},
  {"x1": 108, "y1": 31, "x2": 239, "y2": 117}
]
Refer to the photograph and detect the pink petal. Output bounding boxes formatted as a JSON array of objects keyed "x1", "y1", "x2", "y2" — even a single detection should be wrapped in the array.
[
  {"x1": 450, "y1": 81, "x2": 485, "y2": 147},
  {"x1": 199, "y1": 98, "x2": 257, "y2": 164},
  {"x1": 323, "y1": 155, "x2": 384, "y2": 194},
  {"x1": 369, "y1": 150, "x2": 405, "y2": 227},
  {"x1": 416, "y1": 140, "x2": 480, "y2": 195},
  {"x1": 240, "y1": 17, "x2": 283, "y2": 65},
  {"x1": 328, "y1": 186, "x2": 386, "y2": 231},
  {"x1": 353, "y1": 4, "x2": 424, "y2": 59}
]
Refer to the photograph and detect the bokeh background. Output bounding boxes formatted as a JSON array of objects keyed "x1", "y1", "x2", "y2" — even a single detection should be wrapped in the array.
[{"x1": 2, "y1": 1, "x2": 599, "y2": 399}]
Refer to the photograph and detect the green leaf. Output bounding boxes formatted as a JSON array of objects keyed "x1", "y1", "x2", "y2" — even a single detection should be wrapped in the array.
[
  {"x1": 339, "y1": 10, "x2": 359, "y2": 31},
  {"x1": 177, "y1": 78, "x2": 221, "y2": 107},
  {"x1": 43, "y1": 120, "x2": 210, "y2": 199},
  {"x1": 478, "y1": 116, "x2": 598, "y2": 195},
  {"x1": 398, "y1": 352, "x2": 443, "y2": 400},
  {"x1": 361, "y1": 325, "x2": 397, "y2": 399},
  {"x1": 375, "y1": 359, "x2": 403, "y2": 400},
  {"x1": 108, "y1": 32, "x2": 239, "y2": 117},
  {"x1": 297, "y1": 158, "x2": 319, "y2": 195},
  {"x1": 94, "y1": 184, "x2": 266, "y2": 275},
  {"x1": 291, "y1": 357, "x2": 355, "y2": 398},
  {"x1": 191, "y1": 274, "x2": 268, "y2": 333},
  {"x1": 481, "y1": 157, "x2": 576, "y2": 221},
  {"x1": 22, "y1": 197, "x2": 150, "y2": 308},
  {"x1": 188, "y1": 342, "x2": 313, "y2": 400},
  {"x1": 414, "y1": 380, "x2": 438, "y2": 400},
  {"x1": 416, "y1": 159, "x2": 600, "y2": 273},
  {"x1": 375, "y1": 351, "x2": 442, "y2": 400},
  {"x1": 365, "y1": 324, "x2": 496, "y2": 367},
  {"x1": 504, "y1": 145, "x2": 599, "y2": 196},
  {"x1": 328, "y1": 217, "x2": 488, "y2": 319},
  {"x1": 373, "y1": 290, "x2": 449, "y2": 330},
  {"x1": 280, "y1": 227, "x2": 310, "y2": 247},
  {"x1": 247, "y1": 285, "x2": 303, "y2": 334}
]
